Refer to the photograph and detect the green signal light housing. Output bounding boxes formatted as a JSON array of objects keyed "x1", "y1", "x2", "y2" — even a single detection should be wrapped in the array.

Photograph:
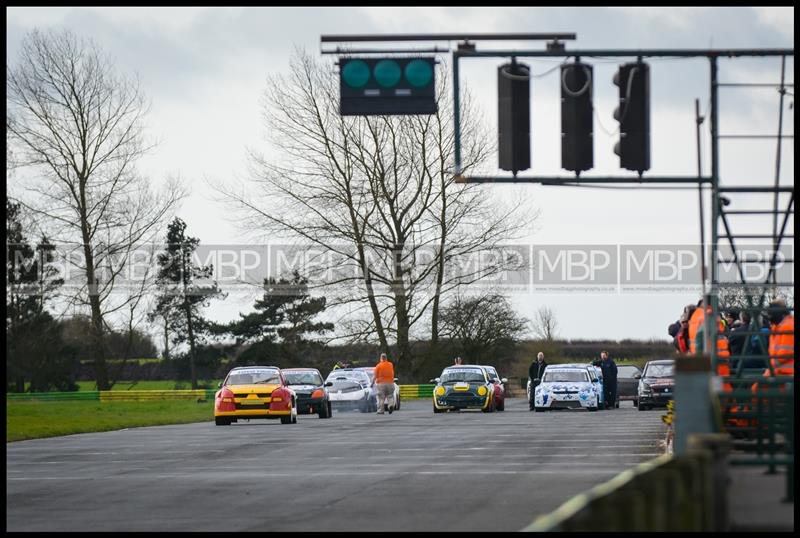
[
  {"x1": 341, "y1": 60, "x2": 371, "y2": 88},
  {"x1": 374, "y1": 60, "x2": 402, "y2": 87},
  {"x1": 405, "y1": 59, "x2": 433, "y2": 88},
  {"x1": 339, "y1": 56, "x2": 437, "y2": 116}
]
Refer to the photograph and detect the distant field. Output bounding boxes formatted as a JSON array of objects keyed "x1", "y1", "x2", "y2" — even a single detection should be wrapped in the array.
[{"x1": 7, "y1": 400, "x2": 214, "y2": 442}]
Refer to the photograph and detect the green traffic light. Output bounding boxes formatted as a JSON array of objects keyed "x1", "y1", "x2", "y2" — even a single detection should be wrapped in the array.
[
  {"x1": 405, "y1": 59, "x2": 433, "y2": 88},
  {"x1": 342, "y1": 60, "x2": 370, "y2": 88},
  {"x1": 374, "y1": 60, "x2": 402, "y2": 88}
]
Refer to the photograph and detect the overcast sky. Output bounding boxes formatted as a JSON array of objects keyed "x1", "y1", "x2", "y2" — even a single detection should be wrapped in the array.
[{"x1": 6, "y1": 7, "x2": 794, "y2": 343}]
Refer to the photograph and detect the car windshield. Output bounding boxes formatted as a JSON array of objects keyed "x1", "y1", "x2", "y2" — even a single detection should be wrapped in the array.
[
  {"x1": 543, "y1": 370, "x2": 589, "y2": 383},
  {"x1": 617, "y1": 366, "x2": 641, "y2": 378},
  {"x1": 439, "y1": 368, "x2": 486, "y2": 384},
  {"x1": 282, "y1": 371, "x2": 323, "y2": 385},
  {"x1": 645, "y1": 363, "x2": 674, "y2": 378},
  {"x1": 326, "y1": 371, "x2": 368, "y2": 384},
  {"x1": 356, "y1": 368, "x2": 376, "y2": 382},
  {"x1": 225, "y1": 368, "x2": 281, "y2": 386}
]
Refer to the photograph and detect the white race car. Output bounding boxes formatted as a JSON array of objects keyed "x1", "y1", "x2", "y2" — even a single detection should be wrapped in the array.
[
  {"x1": 533, "y1": 366, "x2": 600, "y2": 412},
  {"x1": 325, "y1": 369, "x2": 375, "y2": 413}
]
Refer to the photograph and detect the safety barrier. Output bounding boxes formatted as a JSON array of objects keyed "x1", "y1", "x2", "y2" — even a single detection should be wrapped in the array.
[
  {"x1": 9, "y1": 387, "x2": 438, "y2": 401},
  {"x1": 99, "y1": 390, "x2": 214, "y2": 402},
  {"x1": 717, "y1": 377, "x2": 794, "y2": 502},
  {"x1": 7, "y1": 390, "x2": 217, "y2": 402},
  {"x1": 6, "y1": 391, "x2": 100, "y2": 401},
  {"x1": 522, "y1": 434, "x2": 732, "y2": 532},
  {"x1": 399, "y1": 384, "x2": 435, "y2": 399}
]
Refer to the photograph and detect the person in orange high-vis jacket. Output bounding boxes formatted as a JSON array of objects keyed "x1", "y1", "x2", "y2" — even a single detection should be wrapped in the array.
[
  {"x1": 373, "y1": 353, "x2": 396, "y2": 415},
  {"x1": 692, "y1": 306, "x2": 733, "y2": 392},
  {"x1": 750, "y1": 301, "x2": 794, "y2": 389},
  {"x1": 765, "y1": 301, "x2": 794, "y2": 377},
  {"x1": 737, "y1": 301, "x2": 794, "y2": 430},
  {"x1": 688, "y1": 300, "x2": 705, "y2": 355}
]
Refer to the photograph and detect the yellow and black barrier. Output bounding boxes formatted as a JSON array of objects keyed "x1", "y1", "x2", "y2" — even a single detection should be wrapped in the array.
[
  {"x1": 98, "y1": 390, "x2": 212, "y2": 402},
  {"x1": 399, "y1": 384, "x2": 435, "y2": 399}
]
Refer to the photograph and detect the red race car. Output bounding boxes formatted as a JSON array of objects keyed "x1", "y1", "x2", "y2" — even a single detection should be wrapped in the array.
[{"x1": 480, "y1": 364, "x2": 507, "y2": 412}]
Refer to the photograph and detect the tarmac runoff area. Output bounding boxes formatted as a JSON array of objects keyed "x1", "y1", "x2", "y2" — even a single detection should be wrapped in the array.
[{"x1": 7, "y1": 398, "x2": 666, "y2": 532}]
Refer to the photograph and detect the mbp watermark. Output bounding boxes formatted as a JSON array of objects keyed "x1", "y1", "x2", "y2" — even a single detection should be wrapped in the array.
[{"x1": 6, "y1": 242, "x2": 793, "y2": 297}]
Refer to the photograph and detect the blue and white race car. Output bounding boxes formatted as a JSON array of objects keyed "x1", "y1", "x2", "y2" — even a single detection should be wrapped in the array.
[{"x1": 533, "y1": 365, "x2": 601, "y2": 412}]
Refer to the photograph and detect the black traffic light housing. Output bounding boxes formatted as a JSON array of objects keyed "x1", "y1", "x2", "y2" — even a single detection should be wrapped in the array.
[
  {"x1": 498, "y1": 59, "x2": 531, "y2": 175},
  {"x1": 560, "y1": 60, "x2": 594, "y2": 174},
  {"x1": 613, "y1": 61, "x2": 651, "y2": 173},
  {"x1": 339, "y1": 57, "x2": 437, "y2": 116}
]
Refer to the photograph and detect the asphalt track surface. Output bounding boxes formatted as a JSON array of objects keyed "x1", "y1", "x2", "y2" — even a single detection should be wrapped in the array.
[{"x1": 6, "y1": 398, "x2": 666, "y2": 532}]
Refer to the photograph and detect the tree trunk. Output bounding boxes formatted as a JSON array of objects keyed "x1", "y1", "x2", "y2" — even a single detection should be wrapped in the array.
[
  {"x1": 180, "y1": 245, "x2": 197, "y2": 390},
  {"x1": 185, "y1": 302, "x2": 197, "y2": 390},
  {"x1": 163, "y1": 317, "x2": 170, "y2": 360}
]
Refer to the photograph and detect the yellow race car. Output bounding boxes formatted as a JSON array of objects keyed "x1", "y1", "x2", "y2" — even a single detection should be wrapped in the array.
[{"x1": 214, "y1": 366, "x2": 297, "y2": 425}]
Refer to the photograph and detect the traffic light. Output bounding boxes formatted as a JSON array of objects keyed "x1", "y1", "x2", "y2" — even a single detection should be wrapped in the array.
[
  {"x1": 613, "y1": 61, "x2": 651, "y2": 173},
  {"x1": 498, "y1": 60, "x2": 531, "y2": 175},
  {"x1": 339, "y1": 57, "x2": 437, "y2": 116},
  {"x1": 560, "y1": 61, "x2": 594, "y2": 174}
]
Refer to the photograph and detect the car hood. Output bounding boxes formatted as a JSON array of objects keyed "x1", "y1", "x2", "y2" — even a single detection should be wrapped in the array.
[
  {"x1": 287, "y1": 384, "x2": 321, "y2": 393},
  {"x1": 538, "y1": 382, "x2": 592, "y2": 392},
  {"x1": 223, "y1": 383, "x2": 283, "y2": 394},
  {"x1": 642, "y1": 377, "x2": 674, "y2": 386}
]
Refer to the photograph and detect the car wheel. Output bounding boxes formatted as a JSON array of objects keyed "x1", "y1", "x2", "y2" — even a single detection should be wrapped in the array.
[
  {"x1": 632, "y1": 398, "x2": 638, "y2": 407},
  {"x1": 433, "y1": 404, "x2": 444, "y2": 414},
  {"x1": 534, "y1": 407, "x2": 546, "y2": 412},
  {"x1": 497, "y1": 398, "x2": 505, "y2": 412},
  {"x1": 215, "y1": 416, "x2": 231, "y2": 426},
  {"x1": 482, "y1": 399, "x2": 495, "y2": 413},
  {"x1": 282, "y1": 401, "x2": 298, "y2": 424},
  {"x1": 638, "y1": 401, "x2": 646, "y2": 411},
  {"x1": 318, "y1": 400, "x2": 330, "y2": 419}
]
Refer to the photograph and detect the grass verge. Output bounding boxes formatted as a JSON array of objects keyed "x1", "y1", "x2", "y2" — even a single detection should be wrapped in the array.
[{"x1": 7, "y1": 400, "x2": 214, "y2": 443}]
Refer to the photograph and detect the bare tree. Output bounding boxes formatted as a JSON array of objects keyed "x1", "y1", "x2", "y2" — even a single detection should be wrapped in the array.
[
  {"x1": 7, "y1": 28, "x2": 184, "y2": 389},
  {"x1": 532, "y1": 305, "x2": 559, "y2": 341},
  {"x1": 215, "y1": 49, "x2": 533, "y2": 377},
  {"x1": 440, "y1": 292, "x2": 530, "y2": 362}
]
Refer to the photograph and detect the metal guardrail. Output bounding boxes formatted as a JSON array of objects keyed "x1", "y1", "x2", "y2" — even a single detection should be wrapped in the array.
[
  {"x1": 716, "y1": 377, "x2": 794, "y2": 501},
  {"x1": 522, "y1": 434, "x2": 732, "y2": 532},
  {"x1": 8, "y1": 386, "x2": 437, "y2": 401},
  {"x1": 6, "y1": 390, "x2": 217, "y2": 402}
]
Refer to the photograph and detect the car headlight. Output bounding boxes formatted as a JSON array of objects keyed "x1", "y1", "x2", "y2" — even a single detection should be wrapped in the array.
[
  {"x1": 477, "y1": 386, "x2": 488, "y2": 397},
  {"x1": 435, "y1": 386, "x2": 446, "y2": 396},
  {"x1": 640, "y1": 383, "x2": 651, "y2": 393}
]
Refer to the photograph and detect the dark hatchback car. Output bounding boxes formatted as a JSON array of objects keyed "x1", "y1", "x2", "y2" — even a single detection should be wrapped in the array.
[
  {"x1": 617, "y1": 364, "x2": 643, "y2": 406},
  {"x1": 635, "y1": 360, "x2": 675, "y2": 411},
  {"x1": 281, "y1": 368, "x2": 333, "y2": 418}
]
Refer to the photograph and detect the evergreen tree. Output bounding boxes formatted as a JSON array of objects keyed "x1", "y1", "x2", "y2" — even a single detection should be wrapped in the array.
[
  {"x1": 152, "y1": 218, "x2": 222, "y2": 389},
  {"x1": 6, "y1": 201, "x2": 67, "y2": 391},
  {"x1": 214, "y1": 271, "x2": 333, "y2": 366}
]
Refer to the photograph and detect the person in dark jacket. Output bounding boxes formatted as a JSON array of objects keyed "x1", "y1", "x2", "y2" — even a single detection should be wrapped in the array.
[
  {"x1": 528, "y1": 352, "x2": 548, "y2": 411},
  {"x1": 597, "y1": 351, "x2": 618, "y2": 409}
]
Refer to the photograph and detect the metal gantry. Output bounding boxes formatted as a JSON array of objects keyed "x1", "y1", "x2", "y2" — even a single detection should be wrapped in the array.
[{"x1": 321, "y1": 33, "x2": 794, "y2": 494}]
